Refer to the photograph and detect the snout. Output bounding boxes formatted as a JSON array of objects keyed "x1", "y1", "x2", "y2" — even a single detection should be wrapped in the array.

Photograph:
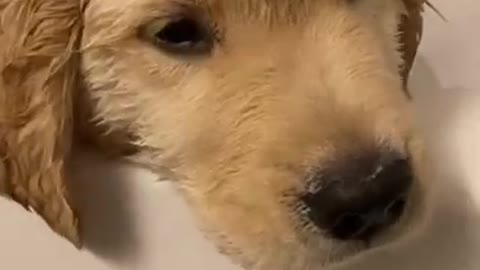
[{"x1": 301, "y1": 150, "x2": 413, "y2": 242}]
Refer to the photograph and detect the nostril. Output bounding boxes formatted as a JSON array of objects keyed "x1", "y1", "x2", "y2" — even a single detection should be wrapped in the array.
[
  {"x1": 385, "y1": 196, "x2": 407, "y2": 221},
  {"x1": 331, "y1": 213, "x2": 366, "y2": 240}
]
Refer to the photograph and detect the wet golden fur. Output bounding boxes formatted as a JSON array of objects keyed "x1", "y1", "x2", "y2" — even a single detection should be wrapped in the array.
[{"x1": 0, "y1": 0, "x2": 430, "y2": 269}]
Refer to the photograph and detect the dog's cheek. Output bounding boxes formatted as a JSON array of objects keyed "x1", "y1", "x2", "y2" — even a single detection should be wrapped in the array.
[{"x1": 407, "y1": 132, "x2": 432, "y2": 221}]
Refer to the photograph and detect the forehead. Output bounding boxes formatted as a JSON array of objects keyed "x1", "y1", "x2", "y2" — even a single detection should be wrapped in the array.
[
  {"x1": 84, "y1": 0, "x2": 376, "y2": 41},
  {"x1": 179, "y1": 0, "x2": 332, "y2": 21},
  {"x1": 181, "y1": 0, "x2": 322, "y2": 10},
  {"x1": 88, "y1": 0, "x2": 341, "y2": 24}
]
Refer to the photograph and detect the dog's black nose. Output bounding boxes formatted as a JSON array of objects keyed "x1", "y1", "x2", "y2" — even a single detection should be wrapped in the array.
[{"x1": 301, "y1": 151, "x2": 413, "y2": 241}]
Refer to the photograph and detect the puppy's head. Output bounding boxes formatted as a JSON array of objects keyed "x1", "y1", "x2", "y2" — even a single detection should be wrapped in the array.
[
  {"x1": 0, "y1": 0, "x2": 431, "y2": 269},
  {"x1": 81, "y1": 0, "x2": 430, "y2": 268}
]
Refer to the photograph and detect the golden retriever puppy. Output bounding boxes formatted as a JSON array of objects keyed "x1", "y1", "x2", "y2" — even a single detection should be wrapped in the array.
[{"x1": 0, "y1": 0, "x2": 432, "y2": 269}]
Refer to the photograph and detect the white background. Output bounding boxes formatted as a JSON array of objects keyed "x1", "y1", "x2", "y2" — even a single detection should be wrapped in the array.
[{"x1": 1, "y1": 1, "x2": 479, "y2": 269}]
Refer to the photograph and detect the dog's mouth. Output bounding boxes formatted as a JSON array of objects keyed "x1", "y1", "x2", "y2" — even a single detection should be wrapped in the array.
[{"x1": 183, "y1": 146, "x2": 426, "y2": 270}]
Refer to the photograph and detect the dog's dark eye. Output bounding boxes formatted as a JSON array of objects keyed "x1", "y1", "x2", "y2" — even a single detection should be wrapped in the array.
[{"x1": 145, "y1": 18, "x2": 212, "y2": 56}]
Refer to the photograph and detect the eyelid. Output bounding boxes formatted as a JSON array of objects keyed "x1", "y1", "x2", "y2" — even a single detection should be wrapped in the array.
[
  {"x1": 139, "y1": 18, "x2": 215, "y2": 57},
  {"x1": 137, "y1": 2, "x2": 197, "y2": 33},
  {"x1": 141, "y1": 19, "x2": 169, "y2": 40},
  {"x1": 139, "y1": 8, "x2": 201, "y2": 39}
]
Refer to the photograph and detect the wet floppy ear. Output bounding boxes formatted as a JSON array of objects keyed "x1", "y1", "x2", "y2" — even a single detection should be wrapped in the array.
[{"x1": 0, "y1": 0, "x2": 83, "y2": 247}]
